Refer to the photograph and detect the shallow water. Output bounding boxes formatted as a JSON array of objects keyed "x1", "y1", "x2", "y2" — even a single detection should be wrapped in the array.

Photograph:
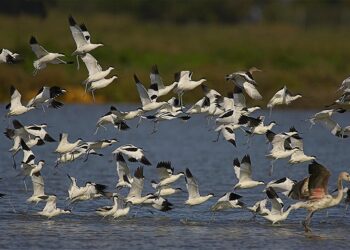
[{"x1": 1, "y1": 105, "x2": 350, "y2": 249}]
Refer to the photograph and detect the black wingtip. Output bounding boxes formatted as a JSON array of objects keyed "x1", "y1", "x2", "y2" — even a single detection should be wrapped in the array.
[
  {"x1": 141, "y1": 156, "x2": 152, "y2": 166},
  {"x1": 233, "y1": 158, "x2": 240, "y2": 167},
  {"x1": 80, "y1": 23, "x2": 88, "y2": 31},
  {"x1": 229, "y1": 192, "x2": 242, "y2": 200},
  {"x1": 241, "y1": 154, "x2": 251, "y2": 164},
  {"x1": 266, "y1": 187, "x2": 278, "y2": 199},
  {"x1": 265, "y1": 130, "x2": 275, "y2": 142},
  {"x1": 68, "y1": 15, "x2": 76, "y2": 26},
  {"x1": 116, "y1": 153, "x2": 125, "y2": 162},
  {"x1": 20, "y1": 139, "x2": 30, "y2": 151},
  {"x1": 134, "y1": 166, "x2": 144, "y2": 179},
  {"x1": 29, "y1": 36, "x2": 37, "y2": 44},
  {"x1": 156, "y1": 161, "x2": 171, "y2": 169},
  {"x1": 44, "y1": 134, "x2": 56, "y2": 142},
  {"x1": 133, "y1": 74, "x2": 140, "y2": 83},
  {"x1": 151, "y1": 64, "x2": 159, "y2": 74},
  {"x1": 12, "y1": 120, "x2": 23, "y2": 129},
  {"x1": 185, "y1": 168, "x2": 193, "y2": 178},
  {"x1": 228, "y1": 139, "x2": 236, "y2": 147}
]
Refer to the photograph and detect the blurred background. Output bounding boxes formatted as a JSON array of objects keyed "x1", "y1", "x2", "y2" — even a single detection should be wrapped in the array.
[{"x1": 1, "y1": 0, "x2": 350, "y2": 108}]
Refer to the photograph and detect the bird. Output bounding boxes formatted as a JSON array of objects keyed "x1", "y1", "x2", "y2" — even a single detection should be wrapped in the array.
[
  {"x1": 54, "y1": 144, "x2": 103, "y2": 167},
  {"x1": 265, "y1": 177, "x2": 296, "y2": 197},
  {"x1": 0, "y1": 48, "x2": 21, "y2": 64},
  {"x1": 186, "y1": 96, "x2": 210, "y2": 114},
  {"x1": 125, "y1": 167, "x2": 155, "y2": 205},
  {"x1": 96, "y1": 194, "x2": 120, "y2": 218},
  {"x1": 68, "y1": 15, "x2": 103, "y2": 69},
  {"x1": 68, "y1": 180, "x2": 107, "y2": 203},
  {"x1": 214, "y1": 124, "x2": 237, "y2": 146},
  {"x1": 211, "y1": 192, "x2": 244, "y2": 212},
  {"x1": 29, "y1": 36, "x2": 72, "y2": 75},
  {"x1": 20, "y1": 160, "x2": 45, "y2": 178},
  {"x1": 152, "y1": 162, "x2": 184, "y2": 189},
  {"x1": 267, "y1": 86, "x2": 302, "y2": 115},
  {"x1": 185, "y1": 168, "x2": 214, "y2": 206},
  {"x1": 310, "y1": 115, "x2": 349, "y2": 138},
  {"x1": 151, "y1": 181, "x2": 183, "y2": 197},
  {"x1": 225, "y1": 67, "x2": 262, "y2": 100},
  {"x1": 173, "y1": 71, "x2": 207, "y2": 107},
  {"x1": 287, "y1": 132, "x2": 316, "y2": 164},
  {"x1": 88, "y1": 76, "x2": 118, "y2": 102},
  {"x1": 247, "y1": 199, "x2": 270, "y2": 216},
  {"x1": 38, "y1": 195, "x2": 71, "y2": 218},
  {"x1": 94, "y1": 106, "x2": 132, "y2": 134},
  {"x1": 6, "y1": 86, "x2": 35, "y2": 117},
  {"x1": 81, "y1": 53, "x2": 114, "y2": 91},
  {"x1": 134, "y1": 74, "x2": 166, "y2": 112},
  {"x1": 115, "y1": 153, "x2": 133, "y2": 189},
  {"x1": 338, "y1": 76, "x2": 350, "y2": 92},
  {"x1": 260, "y1": 187, "x2": 295, "y2": 224},
  {"x1": 289, "y1": 161, "x2": 350, "y2": 232},
  {"x1": 54, "y1": 133, "x2": 83, "y2": 155},
  {"x1": 243, "y1": 116, "x2": 277, "y2": 136},
  {"x1": 143, "y1": 195, "x2": 173, "y2": 212},
  {"x1": 112, "y1": 144, "x2": 151, "y2": 166},
  {"x1": 308, "y1": 108, "x2": 346, "y2": 127},
  {"x1": 149, "y1": 65, "x2": 177, "y2": 97},
  {"x1": 27, "y1": 86, "x2": 67, "y2": 110},
  {"x1": 233, "y1": 155, "x2": 264, "y2": 190},
  {"x1": 27, "y1": 171, "x2": 46, "y2": 204}
]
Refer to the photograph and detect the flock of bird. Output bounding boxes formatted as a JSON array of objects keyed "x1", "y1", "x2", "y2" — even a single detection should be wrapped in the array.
[{"x1": 1, "y1": 15, "x2": 350, "y2": 233}]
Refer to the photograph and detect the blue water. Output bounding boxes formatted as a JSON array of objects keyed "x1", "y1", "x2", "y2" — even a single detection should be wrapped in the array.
[{"x1": 0, "y1": 105, "x2": 350, "y2": 249}]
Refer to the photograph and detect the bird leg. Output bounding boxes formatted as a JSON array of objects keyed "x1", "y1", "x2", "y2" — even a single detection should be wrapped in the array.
[
  {"x1": 303, "y1": 211, "x2": 314, "y2": 233},
  {"x1": 269, "y1": 107, "x2": 273, "y2": 117},
  {"x1": 76, "y1": 55, "x2": 80, "y2": 70},
  {"x1": 269, "y1": 160, "x2": 275, "y2": 176},
  {"x1": 151, "y1": 121, "x2": 159, "y2": 134},
  {"x1": 91, "y1": 90, "x2": 96, "y2": 102},
  {"x1": 212, "y1": 131, "x2": 221, "y2": 142}
]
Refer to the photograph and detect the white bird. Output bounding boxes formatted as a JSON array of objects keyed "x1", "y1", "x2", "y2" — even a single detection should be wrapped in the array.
[
  {"x1": 311, "y1": 116, "x2": 348, "y2": 138},
  {"x1": 68, "y1": 180, "x2": 107, "y2": 203},
  {"x1": 213, "y1": 124, "x2": 237, "y2": 146},
  {"x1": 267, "y1": 86, "x2": 302, "y2": 115},
  {"x1": 149, "y1": 65, "x2": 177, "y2": 97},
  {"x1": 38, "y1": 195, "x2": 71, "y2": 218},
  {"x1": 173, "y1": 71, "x2": 207, "y2": 107},
  {"x1": 54, "y1": 133, "x2": 83, "y2": 155},
  {"x1": 6, "y1": 86, "x2": 35, "y2": 117},
  {"x1": 309, "y1": 108, "x2": 346, "y2": 127},
  {"x1": 151, "y1": 181, "x2": 183, "y2": 197},
  {"x1": 21, "y1": 160, "x2": 45, "y2": 177},
  {"x1": 289, "y1": 161, "x2": 350, "y2": 232},
  {"x1": 143, "y1": 195, "x2": 173, "y2": 212},
  {"x1": 113, "y1": 195, "x2": 132, "y2": 219},
  {"x1": 96, "y1": 194, "x2": 120, "y2": 218},
  {"x1": 55, "y1": 144, "x2": 103, "y2": 167},
  {"x1": 242, "y1": 116, "x2": 277, "y2": 136},
  {"x1": 81, "y1": 53, "x2": 114, "y2": 90},
  {"x1": 152, "y1": 162, "x2": 184, "y2": 189},
  {"x1": 29, "y1": 36, "x2": 72, "y2": 75},
  {"x1": 27, "y1": 171, "x2": 46, "y2": 204},
  {"x1": 68, "y1": 16, "x2": 103, "y2": 68},
  {"x1": 88, "y1": 76, "x2": 118, "y2": 102},
  {"x1": 134, "y1": 74, "x2": 166, "y2": 112},
  {"x1": 27, "y1": 86, "x2": 66, "y2": 109},
  {"x1": 0, "y1": 48, "x2": 21, "y2": 64},
  {"x1": 187, "y1": 96, "x2": 210, "y2": 114},
  {"x1": 338, "y1": 76, "x2": 350, "y2": 92},
  {"x1": 85, "y1": 139, "x2": 118, "y2": 152},
  {"x1": 260, "y1": 187, "x2": 295, "y2": 224},
  {"x1": 265, "y1": 177, "x2": 296, "y2": 197},
  {"x1": 247, "y1": 199, "x2": 270, "y2": 216},
  {"x1": 233, "y1": 155, "x2": 264, "y2": 190},
  {"x1": 211, "y1": 192, "x2": 244, "y2": 211},
  {"x1": 115, "y1": 153, "x2": 133, "y2": 189},
  {"x1": 94, "y1": 106, "x2": 131, "y2": 134},
  {"x1": 225, "y1": 67, "x2": 262, "y2": 100},
  {"x1": 185, "y1": 168, "x2": 214, "y2": 206},
  {"x1": 113, "y1": 144, "x2": 151, "y2": 166},
  {"x1": 126, "y1": 167, "x2": 155, "y2": 205}
]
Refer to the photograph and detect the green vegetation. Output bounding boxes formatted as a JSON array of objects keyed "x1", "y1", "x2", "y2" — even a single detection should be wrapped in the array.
[{"x1": 1, "y1": 10, "x2": 350, "y2": 108}]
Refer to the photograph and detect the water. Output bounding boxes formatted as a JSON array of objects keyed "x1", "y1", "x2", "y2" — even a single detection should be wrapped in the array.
[{"x1": 1, "y1": 105, "x2": 350, "y2": 249}]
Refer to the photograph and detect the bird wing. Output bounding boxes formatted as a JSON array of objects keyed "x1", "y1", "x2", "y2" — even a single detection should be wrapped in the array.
[
  {"x1": 266, "y1": 187, "x2": 284, "y2": 214},
  {"x1": 81, "y1": 53, "x2": 102, "y2": 75},
  {"x1": 79, "y1": 23, "x2": 91, "y2": 43},
  {"x1": 233, "y1": 86, "x2": 246, "y2": 108},
  {"x1": 239, "y1": 155, "x2": 253, "y2": 181},
  {"x1": 185, "y1": 169, "x2": 200, "y2": 199},
  {"x1": 127, "y1": 167, "x2": 144, "y2": 199},
  {"x1": 289, "y1": 134, "x2": 303, "y2": 150},
  {"x1": 116, "y1": 154, "x2": 131, "y2": 181},
  {"x1": 50, "y1": 57, "x2": 69, "y2": 65},
  {"x1": 232, "y1": 158, "x2": 240, "y2": 179},
  {"x1": 31, "y1": 172, "x2": 45, "y2": 196},
  {"x1": 134, "y1": 75, "x2": 152, "y2": 106},
  {"x1": 156, "y1": 162, "x2": 172, "y2": 180},
  {"x1": 308, "y1": 161, "x2": 331, "y2": 199},
  {"x1": 29, "y1": 37, "x2": 49, "y2": 58},
  {"x1": 150, "y1": 65, "x2": 165, "y2": 89},
  {"x1": 318, "y1": 117, "x2": 343, "y2": 137},
  {"x1": 222, "y1": 125, "x2": 236, "y2": 146},
  {"x1": 10, "y1": 86, "x2": 23, "y2": 108},
  {"x1": 68, "y1": 16, "x2": 88, "y2": 48},
  {"x1": 243, "y1": 82, "x2": 262, "y2": 100},
  {"x1": 288, "y1": 177, "x2": 309, "y2": 200}
]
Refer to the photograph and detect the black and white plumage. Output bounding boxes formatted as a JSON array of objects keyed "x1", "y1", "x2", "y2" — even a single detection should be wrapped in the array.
[
  {"x1": 225, "y1": 67, "x2": 262, "y2": 100},
  {"x1": 27, "y1": 86, "x2": 66, "y2": 109},
  {"x1": 265, "y1": 177, "x2": 296, "y2": 197},
  {"x1": 68, "y1": 16, "x2": 103, "y2": 57},
  {"x1": 81, "y1": 53, "x2": 114, "y2": 90},
  {"x1": 311, "y1": 115, "x2": 349, "y2": 138},
  {"x1": 214, "y1": 124, "x2": 236, "y2": 146},
  {"x1": 55, "y1": 133, "x2": 83, "y2": 155},
  {"x1": 115, "y1": 153, "x2": 133, "y2": 189},
  {"x1": 267, "y1": 86, "x2": 302, "y2": 115},
  {"x1": 187, "y1": 96, "x2": 210, "y2": 114},
  {"x1": 0, "y1": 48, "x2": 21, "y2": 64},
  {"x1": 149, "y1": 65, "x2": 177, "y2": 97},
  {"x1": 95, "y1": 106, "x2": 132, "y2": 134},
  {"x1": 185, "y1": 168, "x2": 214, "y2": 206},
  {"x1": 29, "y1": 36, "x2": 72, "y2": 75},
  {"x1": 27, "y1": 171, "x2": 46, "y2": 204},
  {"x1": 112, "y1": 144, "x2": 151, "y2": 166},
  {"x1": 134, "y1": 74, "x2": 166, "y2": 112},
  {"x1": 68, "y1": 178, "x2": 107, "y2": 203},
  {"x1": 309, "y1": 108, "x2": 346, "y2": 127},
  {"x1": 211, "y1": 192, "x2": 244, "y2": 211},
  {"x1": 38, "y1": 195, "x2": 71, "y2": 218},
  {"x1": 88, "y1": 76, "x2": 118, "y2": 102},
  {"x1": 126, "y1": 167, "x2": 155, "y2": 205},
  {"x1": 152, "y1": 162, "x2": 184, "y2": 189},
  {"x1": 6, "y1": 86, "x2": 35, "y2": 117},
  {"x1": 233, "y1": 155, "x2": 264, "y2": 190}
]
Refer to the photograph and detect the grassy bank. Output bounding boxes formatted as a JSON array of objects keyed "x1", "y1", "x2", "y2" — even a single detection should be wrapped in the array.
[{"x1": 0, "y1": 11, "x2": 349, "y2": 108}]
